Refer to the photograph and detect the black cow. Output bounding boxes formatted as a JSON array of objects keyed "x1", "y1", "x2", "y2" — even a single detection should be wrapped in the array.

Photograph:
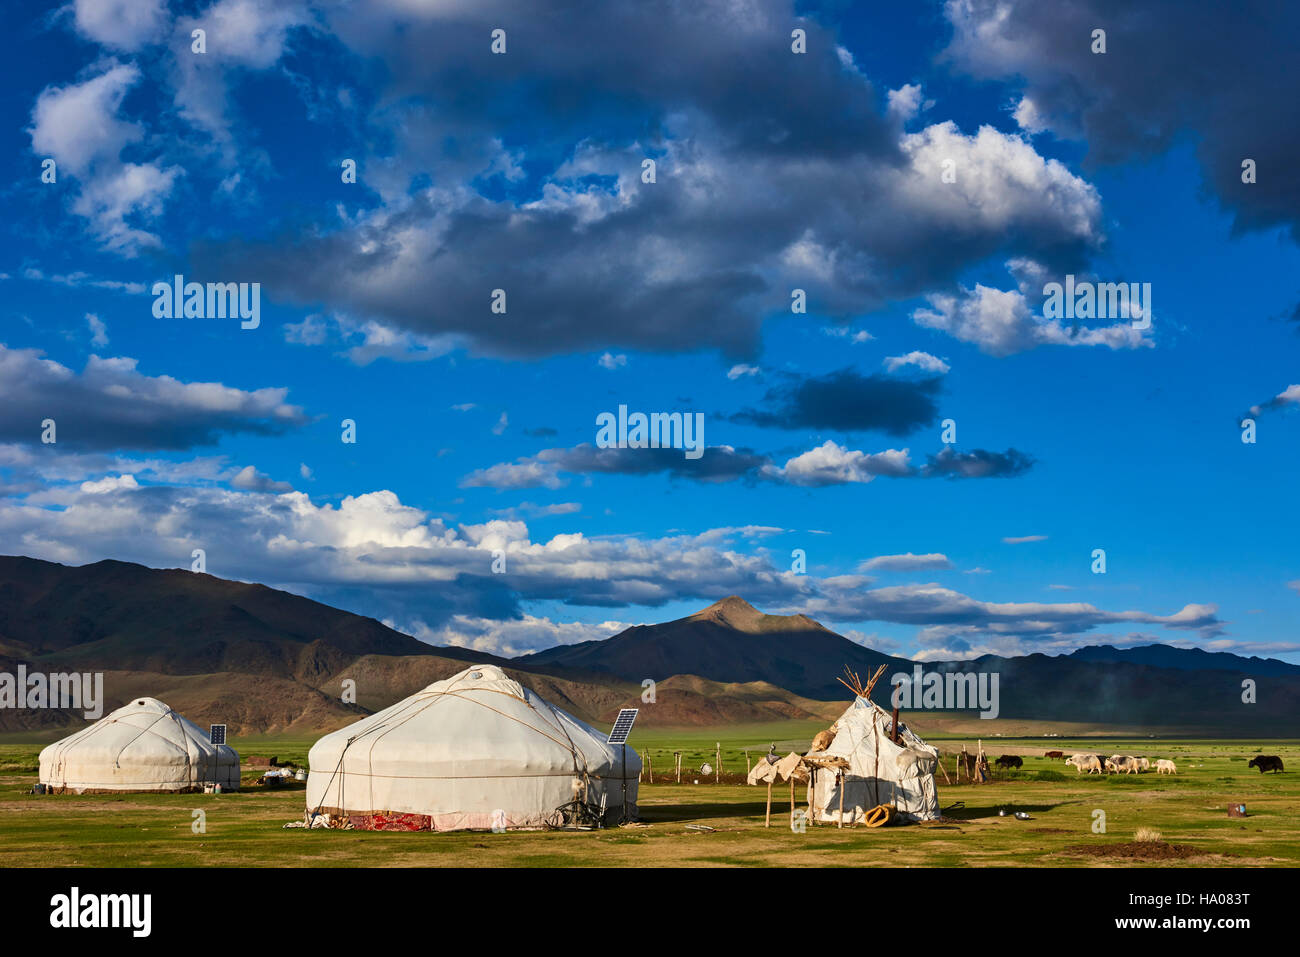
[
  {"x1": 1248, "y1": 755, "x2": 1284, "y2": 774},
  {"x1": 995, "y1": 755, "x2": 1023, "y2": 770}
]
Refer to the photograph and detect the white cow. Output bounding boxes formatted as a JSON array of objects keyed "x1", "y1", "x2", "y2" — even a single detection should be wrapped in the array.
[
  {"x1": 1137, "y1": 757, "x2": 1151, "y2": 772},
  {"x1": 1156, "y1": 759, "x2": 1177, "y2": 774},
  {"x1": 1068, "y1": 753, "x2": 1102, "y2": 774}
]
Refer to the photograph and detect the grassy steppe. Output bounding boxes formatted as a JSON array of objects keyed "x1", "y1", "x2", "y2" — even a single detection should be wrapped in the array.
[{"x1": 2, "y1": 726, "x2": 1297, "y2": 867}]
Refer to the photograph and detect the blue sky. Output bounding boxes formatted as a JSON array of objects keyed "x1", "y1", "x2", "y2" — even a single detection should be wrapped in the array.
[{"x1": 1, "y1": 0, "x2": 1297, "y2": 661}]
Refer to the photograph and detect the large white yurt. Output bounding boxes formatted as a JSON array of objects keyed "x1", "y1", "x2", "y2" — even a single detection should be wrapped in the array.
[
  {"x1": 39, "y1": 697, "x2": 240, "y2": 794},
  {"x1": 807, "y1": 696, "x2": 939, "y2": 823},
  {"x1": 306, "y1": 665, "x2": 640, "y2": 831}
]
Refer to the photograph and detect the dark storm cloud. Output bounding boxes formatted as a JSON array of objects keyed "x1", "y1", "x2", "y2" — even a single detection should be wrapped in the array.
[
  {"x1": 921, "y1": 446, "x2": 1035, "y2": 479},
  {"x1": 461, "y1": 443, "x2": 770, "y2": 488},
  {"x1": 730, "y1": 368, "x2": 942, "y2": 436},
  {"x1": 944, "y1": 0, "x2": 1300, "y2": 240},
  {"x1": 0, "y1": 344, "x2": 306, "y2": 451},
  {"x1": 193, "y1": 0, "x2": 1104, "y2": 359}
]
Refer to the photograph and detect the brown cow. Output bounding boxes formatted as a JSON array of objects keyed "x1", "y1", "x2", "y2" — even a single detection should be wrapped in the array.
[
  {"x1": 1044, "y1": 750, "x2": 1064, "y2": 759},
  {"x1": 1248, "y1": 755, "x2": 1284, "y2": 774}
]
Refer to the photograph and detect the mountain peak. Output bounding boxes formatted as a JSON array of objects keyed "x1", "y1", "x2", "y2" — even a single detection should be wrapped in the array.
[{"x1": 689, "y1": 596, "x2": 826, "y2": 634}]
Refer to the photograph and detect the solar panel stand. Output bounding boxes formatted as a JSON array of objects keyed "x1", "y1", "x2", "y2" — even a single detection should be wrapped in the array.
[
  {"x1": 606, "y1": 708, "x2": 638, "y2": 825},
  {"x1": 620, "y1": 743, "x2": 628, "y2": 825}
]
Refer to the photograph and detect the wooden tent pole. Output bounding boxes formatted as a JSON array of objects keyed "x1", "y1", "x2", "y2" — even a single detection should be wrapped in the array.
[
  {"x1": 765, "y1": 779, "x2": 773, "y2": 827},
  {"x1": 837, "y1": 770, "x2": 845, "y2": 828},
  {"x1": 809, "y1": 767, "x2": 817, "y2": 826}
]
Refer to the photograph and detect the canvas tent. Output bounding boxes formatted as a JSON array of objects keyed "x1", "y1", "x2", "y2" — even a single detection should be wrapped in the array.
[
  {"x1": 39, "y1": 697, "x2": 239, "y2": 794},
  {"x1": 807, "y1": 696, "x2": 939, "y2": 823},
  {"x1": 306, "y1": 664, "x2": 641, "y2": 831}
]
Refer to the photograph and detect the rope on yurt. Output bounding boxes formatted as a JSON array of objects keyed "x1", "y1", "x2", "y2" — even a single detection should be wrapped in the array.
[{"x1": 523, "y1": 692, "x2": 609, "y2": 828}]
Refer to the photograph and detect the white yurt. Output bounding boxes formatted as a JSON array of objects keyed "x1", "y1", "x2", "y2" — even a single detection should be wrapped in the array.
[
  {"x1": 39, "y1": 697, "x2": 240, "y2": 794},
  {"x1": 807, "y1": 696, "x2": 939, "y2": 823},
  {"x1": 306, "y1": 665, "x2": 640, "y2": 831}
]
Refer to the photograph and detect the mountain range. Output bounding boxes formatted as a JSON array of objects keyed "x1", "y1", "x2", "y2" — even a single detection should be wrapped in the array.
[{"x1": 1, "y1": 556, "x2": 1296, "y2": 736}]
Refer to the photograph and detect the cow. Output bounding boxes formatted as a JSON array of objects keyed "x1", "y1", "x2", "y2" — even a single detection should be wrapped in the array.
[
  {"x1": 1044, "y1": 750, "x2": 1065, "y2": 759},
  {"x1": 1114, "y1": 756, "x2": 1139, "y2": 774},
  {"x1": 995, "y1": 755, "x2": 1023, "y2": 770},
  {"x1": 1248, "y1": 755, "x2": 1284, "y2": 774},
  {"x1": 1067, "y1": 754, "x2": 1102, "y2": 774},
  {"x1": 1137, "y1": 757, "x2": 1151, "y2": 772},
  {"x1": 1156, "y1": 759, "x2": 1177, "y2": 775}
]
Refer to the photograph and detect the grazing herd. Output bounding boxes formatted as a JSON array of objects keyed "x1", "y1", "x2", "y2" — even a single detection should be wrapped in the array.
[
  {"x1": 1061, "y1": 753, "x2": 1168, "y2": 774},
  {"x1": 1023, "y1": 752, "x2": 1286, "y2": 777}
]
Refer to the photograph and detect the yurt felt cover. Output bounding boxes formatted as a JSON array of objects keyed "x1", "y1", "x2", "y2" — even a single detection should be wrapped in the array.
[
  {"x1": 808, "y1": 697, "x2": 939, "y2": 823},
  {"x1": 39, "y1": 697, "x2": 240, "y2": 793},
  {"x1": 306, "y1": 665, "x2": 641, "y2": 831}
]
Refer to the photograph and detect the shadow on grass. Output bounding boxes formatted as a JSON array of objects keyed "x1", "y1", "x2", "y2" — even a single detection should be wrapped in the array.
[
  {"x1": 639, "y1": 800, "x2": 772, "y2": 823},
  {"x1": 943, "y1": 801, "x2": 1082, "y2": 821}
]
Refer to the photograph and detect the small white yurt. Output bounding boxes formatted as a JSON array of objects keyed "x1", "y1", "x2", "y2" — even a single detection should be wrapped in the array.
[
  {"x1": 808, "y1": 696, "x2": 939, "y2": 823},
  {"x1": 39, "y1": 697, "x2": 240, "y2": 794},
  {"x1": 306, "y1": 665, "x2": 640, "y2": 831}
]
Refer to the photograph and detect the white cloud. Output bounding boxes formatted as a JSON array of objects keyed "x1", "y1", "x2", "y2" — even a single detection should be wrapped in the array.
[
  {"x1": 29, "y1": 62, "x2": 142, "y2": 174},
  {"x1": 173, "y1": 0, "x2": 312, "y2": 146},
  {"x1": 1249, "y1": 384, "x2": 1300, "y2": 416},
  {"x1": 28, "y1": 62, "x2": 179, "y2": 253},
  {"x1": 284, "y1": 314, "x2": 329, "y2": 346},
  {"x1": 598, "y1": 352, "x2": 627, "y2": 370},
  {"x1": 763, "y1": 441, "x2": 912, "y2": 487},
  {"x1": 823, "y1": 327, "x2": 874, "y2": 343},
  {"x1": 1012, "y1": 96, "x2": 1048, "y2": 134},
  {"x1": 727, "y1": 363, "x2": 760, "y2": 379},
  {"x1": 884, "y1": 351, "x2": 949, "y2": 374},
  {"x1": 72, "y1": 0, "x2": 169, "y2": 50},
  {"x1": 405, "y1": 614, "x2": 630, "y2": 657},
  {"x1": 79, "y1": 474, "x2": 138, "y2": 494},
  {"x1": 860, "y1": 552, "x2": 954, "y2": 572},
  {"x1": 230, "y1": 464, "x2": 292, "y2": 492},
  {"x1": 913, "y1": 282, "x2": 1151, "y2": 357},
  {"x1": 86, "y1": 314, "x2": 109, "y2": 348},
  {"x1": 887, "y1": 83, "x2": 925, "y2": 121}
]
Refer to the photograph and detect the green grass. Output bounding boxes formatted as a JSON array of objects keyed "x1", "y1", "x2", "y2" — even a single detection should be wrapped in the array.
[{"x1": 2, "y1": 730, "x2": 1297, "y2": 867}]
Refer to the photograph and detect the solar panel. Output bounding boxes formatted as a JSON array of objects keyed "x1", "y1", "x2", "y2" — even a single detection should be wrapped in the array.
[
  {"x1": 209, "y1": 724, "x2": 227, "y2": 746},
  {"x1": 606, "y1": 708, "x2": 638, "y2": 744}
]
